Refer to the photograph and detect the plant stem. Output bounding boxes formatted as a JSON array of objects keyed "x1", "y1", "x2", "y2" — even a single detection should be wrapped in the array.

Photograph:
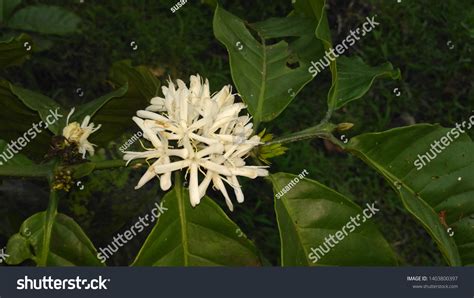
[
  {"x1": 94, "y1": 159, "x2": 127, "y2": 170},
  {"x1": 174, "y1": 171, "x2": 189, "y2": 265},
  {"x1": 38, "y1": 185, "x2": 58, "y2": 267},
  {"x1": 93, "y1": 159, "x2": 143, "y2": 170},
  {"x1": 0, "y1": 165, "x2": 51, "y2": 178},
  {"x1": 321, "y1": 108, "x2": 333, "y2": 124},
  {"x1": 264, "y1": 122, "x2": 338, "y2": 146}
]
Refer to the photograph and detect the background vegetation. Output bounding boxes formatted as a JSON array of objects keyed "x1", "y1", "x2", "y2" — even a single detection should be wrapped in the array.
[{"x1": 1, "y1": 0, "x2": 472, "y2": 266}]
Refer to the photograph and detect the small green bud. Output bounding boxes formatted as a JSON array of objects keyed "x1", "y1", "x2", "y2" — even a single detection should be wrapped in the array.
[
  {"x1": 337, "y1": 122, "x2": 354, "y2": 131},
  {"x1": 255, "y1": 130, "x2": 288, "y2": 165}
]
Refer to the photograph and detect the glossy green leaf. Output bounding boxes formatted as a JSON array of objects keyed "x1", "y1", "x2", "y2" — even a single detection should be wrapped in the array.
[
  {"x1": 6, "y1": 212, "x2": 104, "y2": 266},
  {"x1": 293, "y1": 1, "x2": 400, "y2": 111},
  {"x1": 4, "y1": 234, "x2": 31, "y2": 264},
  {"x1": 89, "y1": 61, "x2": 159, "y2": 146},
  {"x1": 0, "y1": 0, "x2": 22, "y2": 22},
  {"x1": 0, "y1": 80, "x2": 51, "y2": 160},
  {"x1": 133, "y1": 184, "x2": 261, "y2": 266},
  {"x1": 328, "y1": 56, "x2": 400, "y2": 109},
  {"x1": 251, "y1": 16, "x2": 324, "y2": 64},
  {"x1": 270, "y1": 172, "x2": 398, "y2": 266},
  {"x1": 0, "y1": 139, "x2": 51, "y2": 177},
  {"x1": 10, "y1": 84, "x2": 65, "y2": 134},
  {"x1": 0, "y1": 163, "x2": 50, "y2": 177},
  {"x1": 293, "y1": 0, "x2": 340, "y2": 112},
  {"x1": 213, "y1": 5, "x2": 320, "y2": 125},
  {"x1": 294, "y1": 0, "x2": 334, "y2": 70},
  {"x1": 0, "y1": 139, "x2": 32, "y2": 165},
  {"x1": 7, "y1": 5, "x2": 80, "y2": 35},
  {"x1": 71, "y1": 162, "x2": 96, "y2": 179},
  {"x1": 72, "y1": 84, "x2": 128, "y2": 124},
  {"x1": 0, "y1": 33, "x2": 32, "y2": 69},
  {"x1": 346, "y1": 124, "x2": 473, "y2": 265}
]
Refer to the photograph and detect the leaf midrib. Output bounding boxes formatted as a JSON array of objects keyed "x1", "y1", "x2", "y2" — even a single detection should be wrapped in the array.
[
  {"x1": 255, "y1": 36, "x2": 267, "y2": 127},
  {"x1": 271, "y1": 175, "x2": 310, "y2": 266},
  {"x1": 347, "y1": 147, "x2": 460, "y2": 265},
  {"x1": 176, "y1": 182, "x2": 190, "y2": 266}
]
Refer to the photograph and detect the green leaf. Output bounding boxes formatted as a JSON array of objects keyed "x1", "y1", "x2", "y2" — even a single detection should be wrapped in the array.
[
  {"x1": 293, "y1": 0, "x2": 340, "y2": 114},
  {"x1": 213, "y1": 5, "x2": 320, "y2": 126},
  {"x1": 6, "y1": 212, "x2": 104, "y2": 266},
  {"x1": 251, "y1": 16, "x2": 324, "y2": 64},
  {"x1": 0, "y1": 80, "x2": 51, "y2": 160},
  {"x1": 0, "y1": 138, "x2": 32, "y2": 165},
  {"x1": 346, "y1": 124, "x2": 473, "y2": 265},
  {"x1": 0, "y1": 33, "x2": 32, "y2": 69},
  {"x1": 133, "y1": 183, "x2": 261, "y2": 266},
  {"x1": 270, "y1": 172, "x2": 398, "y2": 266},
  {"x1": 10, "y1": 84, "x2": 65, "y2": 135},
  {"x1": 293, "y1": 1, "x2": 400, "y2": 112},
  {"x1": 294, "y1": 0, "x2": 333, "y2": 65},
  {"x1": 71, "y1": 162, "x2": 96, "y2": 179},
  {"x1": 7, "y1": 5, "x2": 80, "y2": 35},
  {"x1": 0, "y1": 0, "x2": 21, "y2": 23},
  {"x1": 38, "y1": 188, "x2": 58, "y2": 266},
  {"x1": 0, "y1": 139, "x2": 51, "y2": 177},
  {"x1": 4, "y1": 233, "x2": 31, "y2": 264},
  {"x1": 89, "y1": 61, "x2": 159, "y2": 146},
  {"x1": 72, "y1": 84, "x2": 128, "y2": 125},
  {"x1": 328, "y1": 56, "x2": 400, "y2": 110}
]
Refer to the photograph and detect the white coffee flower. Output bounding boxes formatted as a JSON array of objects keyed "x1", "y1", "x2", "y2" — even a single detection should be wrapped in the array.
[
  {"x1": 124, "y1": 75, "x2": 268, "y2": 211},
  {"x1": 63, "y1": 108, "x2": 101, "y2": 158}
]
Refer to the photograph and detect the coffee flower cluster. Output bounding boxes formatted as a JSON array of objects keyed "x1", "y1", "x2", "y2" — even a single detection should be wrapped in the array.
[
  {"x1": 63, "y1": 108, "x2": 101, "y2": 158},
  {"x1": 124, "y1": 75, "x2": 268, "y2": 211}
]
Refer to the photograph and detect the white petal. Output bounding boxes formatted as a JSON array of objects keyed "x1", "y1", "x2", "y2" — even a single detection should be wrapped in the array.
[
  {"x1": 215, "y1": 103, "x2": 245, "y2": 121},
  {"x1": 133, "y1": 117, "x2": 162, "y2": 148},
  {"x1": 135, "y1": 166, "x2": 158, "y2": 189},
  {"x1": 81, "y1": 115, "x2": 91, "y2": 128},
  {"x1": 188, "y1": 132, "x2": 219, "y2": 145},
  {"x1": 198, "y1": 171, "x2": 213, "y2": 198},
  {"x1": 188, "y1": 117, "x2": 209, "y2": 131},
  {"x1": 196, "y1": 143, "x2": 224, "y2": 159},
  {"x1": 66, "y1": 107, "x2": 75, "y2": 125},
  {"x1": 123, "y1": 150, "x2": 160, "y2": 163},
  {"x1": 190, "y1": 75, "x2": 202, "y2": 96},
  {"x1": 146, "y1": 105, "x2": 166, "y2": 112},
  {"x1": 189, "y1": 163, "x2": 200, "y2": 207},
  {"x1": 150, "y1": 96, "x2": 166, "y2": 105},
  {"x1": 230, "y1": 167, "x2": 269, "y2": 179},
  {"x1": 199, "y1": 160, "x2": 232, "y2": 176},
  {"x1": 168, "y1": 148, "x2": 189, "y2": 159},
  {"x1": 212, "y1": 175, "x2": 233, "y2": 211},
  {"x1": 202, "y1": 78, "x2": 210, "y2": 99},
  {"x1": 209, "y1": 116, "x2": 240, "y2": 133},
  {"x1": 230, "y1": 175, "x2": 244, "y2": 203},
  {"x1": 137, "y1": 110, "x2": 170, "y2": 123},
  {"x1": 153, "y1": 159, "x2": 191, "y2": 174},
  {"x1": 159, "y1": 156, "x2": 172, "y2": 191},
  {"x1": 211, "y1": 85, "x2": 230, "y2": 105}
]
